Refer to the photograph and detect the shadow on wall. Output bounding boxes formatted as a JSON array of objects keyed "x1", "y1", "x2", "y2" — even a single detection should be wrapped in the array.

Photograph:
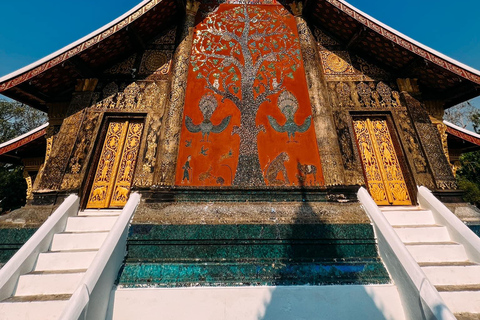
[{"x1": 259, "y1": 170, "x2": 397, "y2": 319}]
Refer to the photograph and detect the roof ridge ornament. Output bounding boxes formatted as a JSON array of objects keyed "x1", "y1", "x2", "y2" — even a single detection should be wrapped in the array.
[
  {"x1": 186, "y1": 0, "x2": 200, "y2": 15},
  {"x1": 289, "y1": 1, "x2": 303, "y2": 17}
]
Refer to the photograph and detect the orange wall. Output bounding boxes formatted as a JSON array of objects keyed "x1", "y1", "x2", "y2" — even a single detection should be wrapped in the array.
[{"x1": 175, "y1": 3, "x2": 324, "y2": 187}]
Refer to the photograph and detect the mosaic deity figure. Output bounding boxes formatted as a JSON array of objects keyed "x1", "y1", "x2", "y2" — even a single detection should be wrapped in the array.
[
  {"x1": 268, "y1": 90, "x2": 311, "y2": 142},
  {"x1": 185, "y1": 93, "x2": 231, "y2": 142}
]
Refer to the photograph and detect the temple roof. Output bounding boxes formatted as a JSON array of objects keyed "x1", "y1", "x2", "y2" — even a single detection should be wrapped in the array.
[
  {"x1": 0, "y1": 123, "x2": 48, "y2": 165},
  {"x1": 0, "y1": 0, "x2": 180, "y2": 112},
  {"x1": 306, "y1": 0, "x2": 480, "y2": 105},
  {"x1": 0, "y1": 0, "x2": 479, "y2": 111},
  {"x1": 444, "y1": 120, "x2": 480, "y2": 154}
]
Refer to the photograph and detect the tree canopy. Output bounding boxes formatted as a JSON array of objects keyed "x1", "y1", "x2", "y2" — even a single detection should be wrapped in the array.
[
  {"x1": 0, "y1": 98, "x2": 47, "y2": 213},
  {"x1": 0, "y1": 99, "x2": 47, "y2": 143},
  {"x1": 446, "y1": 103, "x2": 480, "y2": 207}
]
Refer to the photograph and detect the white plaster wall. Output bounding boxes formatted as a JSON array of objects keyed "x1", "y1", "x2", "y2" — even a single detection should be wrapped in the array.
[{"x1": 109, "y1": 285, "x2": 405, "y2": 320}]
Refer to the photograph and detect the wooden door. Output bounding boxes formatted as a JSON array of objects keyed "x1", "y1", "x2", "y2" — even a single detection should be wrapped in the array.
[
  {"x1": 86, "y1": 120, "x2": 144, "y2": 208},
  {"x1": 353, "y1": 117, "x2": 412, "y2": 206}
]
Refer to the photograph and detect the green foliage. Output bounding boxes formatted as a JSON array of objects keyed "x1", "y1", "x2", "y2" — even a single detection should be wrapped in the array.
[
  {"x1": 0, "y1": 98, "x2": 47, "y2": 213},
  {"x1": 457, "y1": 176, "x2": 480, "y2": 208},
  {"x1": 0, "y1": 99, "x2": 47, "y2": 143},
  {"x1": 472, "y1": 112, "x2": 480, "y2": 134},
  {"x1": 0, "y1": 165, "x2": 27, "y2": 213},
  {"x1": 457, "y1": 150, "x2": 480, "y2": 182},
  {"x1": 454, "y1": 107, "x2": 480, "y2": 207}
]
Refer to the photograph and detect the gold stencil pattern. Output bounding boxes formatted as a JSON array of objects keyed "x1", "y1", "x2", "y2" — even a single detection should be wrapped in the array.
[
  {"x1": 87, "y1": 120, "x2": 143, "y2": 208},
  {"x1": 353, "y1": 118, "x2": 411, "y2": 206},
  {"x1": 320, "y1": 51, "x2": 356, "y2": 75},
  {"x1": 110, "y1": 122, "x2": 143, "y2": 207}
]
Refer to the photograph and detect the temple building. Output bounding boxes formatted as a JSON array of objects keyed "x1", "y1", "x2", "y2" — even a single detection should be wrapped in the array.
[{"x1": 1, "y1": 0, "x2": 480, "y2": 319}]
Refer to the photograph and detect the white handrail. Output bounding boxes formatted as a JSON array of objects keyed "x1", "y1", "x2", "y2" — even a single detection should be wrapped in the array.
[
  {"x1": 358, "y1": 187, "x2": 455, "y2": 320},
  {"x1": 0, "y1": 194, "x2": 79, "y2": 301},
  {"x1": 60, "y1": 193, "x2": 141, "y2": 320},
  {"x1": 418, "y1": 186, "x2": 480, "y2": 263}
]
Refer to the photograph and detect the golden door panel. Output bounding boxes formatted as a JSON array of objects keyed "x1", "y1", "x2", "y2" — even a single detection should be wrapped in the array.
[
  {"x1": 87, "y1": 120, "x2": 143, "y2": 208},
  {"x1": 353, "y1": 117, "x2": 412, "y2": 206},
  {"x1": 110, "y1": 122, "x2": 143, "y2": 207}
]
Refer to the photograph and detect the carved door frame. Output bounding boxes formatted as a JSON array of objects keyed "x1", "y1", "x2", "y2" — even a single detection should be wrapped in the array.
[
  {"x1": 351, "y1": 112, "x2": 417, "y2": 205},
  {"x1": 80, "y1": 113, "x2": 146, "y2": 209}
]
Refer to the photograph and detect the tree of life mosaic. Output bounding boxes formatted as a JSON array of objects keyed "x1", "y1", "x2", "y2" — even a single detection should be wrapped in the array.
[{"x1": 176, "y1": 3, "x2": 324, "y2": 187}]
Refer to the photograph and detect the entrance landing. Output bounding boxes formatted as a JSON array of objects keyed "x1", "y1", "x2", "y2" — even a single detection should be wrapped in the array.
[{"x1": 110, "y1": 285, "x2": 406, "y2": 320}]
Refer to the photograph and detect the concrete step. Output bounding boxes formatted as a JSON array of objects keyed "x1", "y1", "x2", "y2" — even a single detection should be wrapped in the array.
[
  {"x1": 436, "y1": 284, "x2": 480, "y2": 292},
  {"x1": 78, "y1": 209, "x2": 122, "y2": 217},
  {"x1": 51, "y1": 232, "x2": 108, "y2": 251},
  {"x1": 439, "y1": 291, "x2": 480, "y2": 314},
  {"x1": 65, "y1": 216, "x2": 117, "y2": 232},
  {"x1": 0, "y1": 299, "x2": 69, "y2": 320},
  {"x1": 422, "y1": 265, "x2": 480, "y2": 286},
  {"x1": 393, "y1": 225, "x2": 451, "y2": 243},
  {"x1": 382, "y1": 210, "x2": 435, "y2": 226},
  {"x1": 2, "y1": 294, "x2": 72, "y2": 302},
  {"x1": 406, "y1": 243, "x2": 469, "y2": 264},
  {"x1": 15, "y1": 272, "x2": 84, "y2": 296},
  {"x1": 455, "y1": 313, "x2": 480, "y2": 320},
  {"x1": 419, "y1": 261, "x2": 478, "y2": 267},
  {"x1": 379, "y1": 206, "x2": 422, "y2": 211},
  {"x1": 34, "y1": 250, "x2": 97, "y2": 271}
]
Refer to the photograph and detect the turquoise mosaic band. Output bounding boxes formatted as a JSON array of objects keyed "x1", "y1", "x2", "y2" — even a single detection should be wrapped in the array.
[
  {"x1": 119, "y1": 260, "x2": 389, "y2": 287},
  {"x1": 0, "y1": 228, "x2": 36, "y2": 266},
  {"x1": 119, "y1": 223, "x2": 390, "y2": 287}
]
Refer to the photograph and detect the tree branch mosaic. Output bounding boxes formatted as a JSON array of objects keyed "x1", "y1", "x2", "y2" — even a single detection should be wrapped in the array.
[{"x1": 176, "y1": 3, "x2": 324, "y2": 187}]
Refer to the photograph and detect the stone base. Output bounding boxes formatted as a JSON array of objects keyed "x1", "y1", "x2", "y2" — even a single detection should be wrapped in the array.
[
  {"x1": 31, "y1": 191, "x2": 71, "y2": 206},
  {"x1": 139, "y1": 186, "x2": 359, "y2": 203},
  {"x1": 432, "y1": 190, "x2": 465, "y2": 203},
  {"x1": 132, "y1": 200, "x2": 368, "y2": 225},
  {"x1": 0, "y1": 205, "x2": 59, "y2": 228}
]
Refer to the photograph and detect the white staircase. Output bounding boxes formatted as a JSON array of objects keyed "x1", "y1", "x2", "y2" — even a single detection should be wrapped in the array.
[
  {"x1": 0, "y1": 209, "x2": 121, "y2": 320},
  {"x1": 380, "y1": 206, "x2": 480, "y2": 319}
]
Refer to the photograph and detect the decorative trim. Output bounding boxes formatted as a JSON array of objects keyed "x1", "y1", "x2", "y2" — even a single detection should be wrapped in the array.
[
  {"x1": 444, "y1": 120, "x2": 480, "y2": 146},
  {"x1": 0, "y1": 124, "x2": 47, "y2": 156}
]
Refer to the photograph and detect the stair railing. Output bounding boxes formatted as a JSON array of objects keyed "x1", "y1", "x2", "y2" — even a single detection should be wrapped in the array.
[
  {"x1": 358, "y1": 187, "x2": 455, "y2": 320},
  {"x1": 0, "y1": 194, "x2": 79, "y2": 301},
  {"x1": 418, "y1": 186, "x2": 480, "y2": 263},
  {"x1": 60, "y1": 192, "x2": 141, "y2": 320}
]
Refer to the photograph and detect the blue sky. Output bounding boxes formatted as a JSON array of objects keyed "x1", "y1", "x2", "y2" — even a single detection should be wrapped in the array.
[{"x1": 1, "y1": 0, "x2": 479, "y2": 107}]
